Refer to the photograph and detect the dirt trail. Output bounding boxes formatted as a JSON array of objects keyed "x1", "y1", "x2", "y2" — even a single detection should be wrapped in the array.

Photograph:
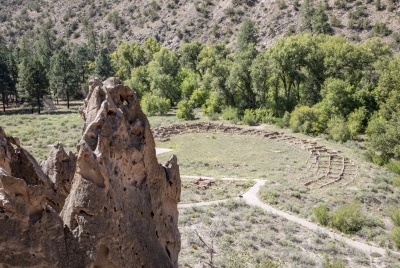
[{"x1": 178, "y1": 176, "x2": 387, "y2": 256}]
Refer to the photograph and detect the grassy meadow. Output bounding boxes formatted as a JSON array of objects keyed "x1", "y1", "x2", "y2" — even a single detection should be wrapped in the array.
[{"x1": 2, "y1": 106, "x2": 400, "y2": 266}]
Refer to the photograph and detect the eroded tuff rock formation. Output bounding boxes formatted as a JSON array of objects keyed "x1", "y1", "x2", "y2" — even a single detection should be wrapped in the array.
[{"x1": 0, "y1": 77, "x2": 181, "y2": 268}]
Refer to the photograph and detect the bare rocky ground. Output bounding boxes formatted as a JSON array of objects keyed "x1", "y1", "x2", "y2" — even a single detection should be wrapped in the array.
[{"x1": 1, "y1": 0, "x2": 400, "y2": 49}]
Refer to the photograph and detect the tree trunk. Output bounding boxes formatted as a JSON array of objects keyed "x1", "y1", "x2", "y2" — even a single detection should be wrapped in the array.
[
  {"x1": 2, "y1": 91, "x2": 5, "y2": 112},
  {"x1": 67, "y1": 89, "x2": 70, "y2": 109},
  {"x1": 37, "y1": 97, "x2": 40, "y2": 114}
]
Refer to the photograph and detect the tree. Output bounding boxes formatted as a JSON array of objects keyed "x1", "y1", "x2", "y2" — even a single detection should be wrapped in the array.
[
  {"x1": 178, "y1": 41, "x2": 205, "y2": 77},
  {"x1": 148, "y1": 47, "x2": 180, "y2": 102},
  {"x1": 300, "y1": 0, "x2": 315, "y2": 32},
  {"x1": 226, "y1": 45, "x2": 258, "y2": 109},
  {"x1": 111, "y1": 42, "x2": 146, "y2": 81},
  {"x1": 94, "y1": 49, "x2": 114, "y2": 80},
  {"x1": 0, "y1": 48, "x2": 12, "y2": 112},
  {"x1": 71, "y1": 43, "x2": 92, "y2": 96},
  {"x1": 49, "y1": 49, "x2": 76, "y2": 108},
  {"x1": 17, "y1": 59, "x2": 49, "y2": 114},
  {"x1": 236, "y1": 18, "x2": 258, "y2": 52},
  {"x1": 311, "y1": 4, "x2": 332, "y2": 34}
]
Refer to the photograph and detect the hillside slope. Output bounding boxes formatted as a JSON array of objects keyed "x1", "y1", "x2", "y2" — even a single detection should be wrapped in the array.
[{"x1": 0, "y1": 0, "x2": 399, "y2": 50}]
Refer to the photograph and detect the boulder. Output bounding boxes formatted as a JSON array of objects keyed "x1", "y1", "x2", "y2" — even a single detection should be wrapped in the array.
[{"x1": 0, "y1": 77, "x2": 181, "y2": 268}]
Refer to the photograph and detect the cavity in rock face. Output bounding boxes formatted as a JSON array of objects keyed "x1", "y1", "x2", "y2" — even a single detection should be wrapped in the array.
[{"x1": 0, "y1": 77, "x2": 181, "y2": 268}]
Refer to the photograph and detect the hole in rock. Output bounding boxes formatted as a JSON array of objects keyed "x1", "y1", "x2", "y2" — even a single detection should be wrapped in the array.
[
  {"x1": 151, "y1": 212, "x2": 154, "y2": 218},
  {"x1": 114, "y1": 207, "x2": 116, "y2": 212}
]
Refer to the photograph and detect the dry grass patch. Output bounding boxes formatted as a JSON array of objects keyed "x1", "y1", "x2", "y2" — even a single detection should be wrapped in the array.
[
  {"x1": 180, "y1": 177, "x2": 254, "y2": 203},
  {"x1": 178, "y1": 199, "x2": 390, "y2": 267}
]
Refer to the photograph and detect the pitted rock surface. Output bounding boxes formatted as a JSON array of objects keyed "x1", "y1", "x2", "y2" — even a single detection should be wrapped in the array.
[{"x1": 0, "y1": 77, "x2": 181, "y2": 268}]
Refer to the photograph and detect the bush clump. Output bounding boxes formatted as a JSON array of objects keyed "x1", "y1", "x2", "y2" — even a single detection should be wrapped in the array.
[
  {"x1": 176, "y1": 100, "x2": 195, "y2": 120},
  {"x1": 140, "y1": 93, "x2": 170, "y2": 116},
  {"x1": 313, "y1": 204, "x2": 330, "y2": 226},
  {"x1": 289, "y1": 106, "x2": 328, "y2": 135},
  {"x1": 222, "y1": 106, "x2": 240, "y2": 123},
  {"x1": 331, "y1": 202, "x2": 365, "y2": 234},
  {"x1": 327, "y1": 116, "x2": 350, "y2": 143},
  {"x1": 242, "y1": 109, "x2": 258, "y2": 126}
]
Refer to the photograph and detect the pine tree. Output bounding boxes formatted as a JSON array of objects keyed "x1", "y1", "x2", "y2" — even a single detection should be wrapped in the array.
[
  {"x1": 94, "y1": 49, "x2": 114, "y2": 80},
  {"x1": 236, "y1": 18, "x2": 258, "y2": 52},
  {"x1": 17, "y1": 58, "x2": 49, "y2": 114},
  {"x1": 49, "y1": 49, "x2": 76, "y2": 108}
]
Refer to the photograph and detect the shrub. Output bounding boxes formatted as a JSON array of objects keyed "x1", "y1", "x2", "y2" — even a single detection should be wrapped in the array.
[
  {"x1": 222, "y1": 106, "x2": 240, "y2": 123},
  {"x1": 140, "y1": 94, "x2": 170, "y2": 116},
  {"x1": 327, "y1": 116, "x2": 350, "y2": 143},
  {"x1": 176, "y1": 100, "x2": 195, "y2": 120},
  {"x1": 363, "y1": 149, "x2": 385, "y2": 166},
  {"x1": 242, "y1": 109, "x2": 258, "y2": 126},
  {"x1": 372, "y1": 22, "x2": 391, "y2": 37},
  {"x1": 390, "y1": 226, "x2": 400, "y2": 248},
  {"x1": 347, "y1": 107, "x2": 365, "y2": 138},
  {"x1": 313, "y1": 204, "x2": 330, "y2": 226},
  {"x1": 201, "y1": 92, "x2": 221, "y2": 116},
  {"x1": 388, "y1": 205, "x2": 400, "y2": 226},
  {"x1": 324, "y1": 254, "x2": 346, "y2": 268},
  {"x1": 276, "y1": 111, "x2": 290, "y2": 128},
  {"x1": 392, "y1": 177, "x2": 400, "y2": 187},
  {"x1": 255, "y1": 108, "x2": 275, "y2": 124},
  {"x1": 189, "y1": 87, "x2": 209, "y2": 107},
  {"x1": 331, "y1": 202, "x2": 365, "y2": 234},
  {"x1": 289, "y1": 106, "x2": 328, "y2": 135},
  {"x1": 386, "y1": 161, "x2": 400, "y2": 175}
]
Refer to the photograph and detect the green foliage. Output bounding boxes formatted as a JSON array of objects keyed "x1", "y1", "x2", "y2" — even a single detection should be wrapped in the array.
[
  {"x1": 347, "y1": 107, "x2": 366, "y2": 138},
  {"x1": 222, "y1": 106, "x2": 240, "y2": 123},
  {"x1": 189, "y1": 87, "x2": 209, "y2": 108},
  {"x1": 386, "y1": 161, "x2": 400, "y2": 175},
  {"x1": 49, "y1": 49, "x2": 76, "y2": 108},
  {"x1": 289, "y1": 106, "x2": 328, "y2": 135},
  {"x1": 254, "y1": 108, "x2": 275, "y2": 124},
  {"x1": 327, "y1": 116, "x2": 350, "y2": 143},
  {"x1": 366, "y1": 113, "x2": 400, "y2": 161},
  {"x1": 242, "y1": 109, "x2": 258, "y2": 126},
  {"x1": 202, "y1": 92, "x2": 221, "y2": 116},
  {"x1": 387, "y1": 205, "x2": 400, "y2": 226},
  {"x1": 178, "y1": 69, "x2": 199, "y2": 99},
  {"x1": 331, "y1": 202, "x2": 365, "y2": 234},
  {"x1": 372, "y1": 22, "x2": 391, "y2": 37},
  {"x1": 313, "y1": 204, "x2": 330, "y2": 226},
  {"x1": 324, "y1": 254, "x2": 346, "y2": 268},
  {"x1": 140, "y1": 93, "x2": 170, "y2": 116},
  {"x1": 17, "y1": 58, "x2": 49, "y2": 114},
  {"x1": 94, "y1": 49, "x2": 114, "y2": 80},
  {"x1": 176, "y1": 100, "x2": 195, "y2": 120},
  {"x1": 236, "y1": 18, "x2": 258, "y2": 52},
  {"x1": 390, "y1": 226, "x2": 400, "y2": 248},
  {"x1": 148, "y1": 47, "x2": 181, "y2": 102},
  {"x1": 392, "y1": 177, "x2": 400, "y2": 187},
  {"x1": 111, "y1": 42, "x2": 146, "y2": 81},
  {"x1": 107, "y1": 10, "x2": 123, "y2": 30}
]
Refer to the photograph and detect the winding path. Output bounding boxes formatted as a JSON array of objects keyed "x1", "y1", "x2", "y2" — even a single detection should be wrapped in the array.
[{"x1": 178, "y1": 175, "x2": 388, "y2": 257}]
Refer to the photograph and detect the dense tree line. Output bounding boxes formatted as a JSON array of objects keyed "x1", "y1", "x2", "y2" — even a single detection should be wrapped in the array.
[{"x1": 0, "y1": 17, "x2": 399, "y2": 171}]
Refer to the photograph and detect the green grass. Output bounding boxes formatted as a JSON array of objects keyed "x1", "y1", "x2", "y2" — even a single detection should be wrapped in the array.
[
  {"x1": 179, "y1": 199, "x2": 381, "y2": 267},
  {"x1": 0, "y1": 102, "x2": 83, "y2": 160},
  {"x1": 156, "y1": 132, "x2": 309, "y2": 179},
  {"x1": 180, "y1": 177, "x2": 254, "y2": 203}
]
